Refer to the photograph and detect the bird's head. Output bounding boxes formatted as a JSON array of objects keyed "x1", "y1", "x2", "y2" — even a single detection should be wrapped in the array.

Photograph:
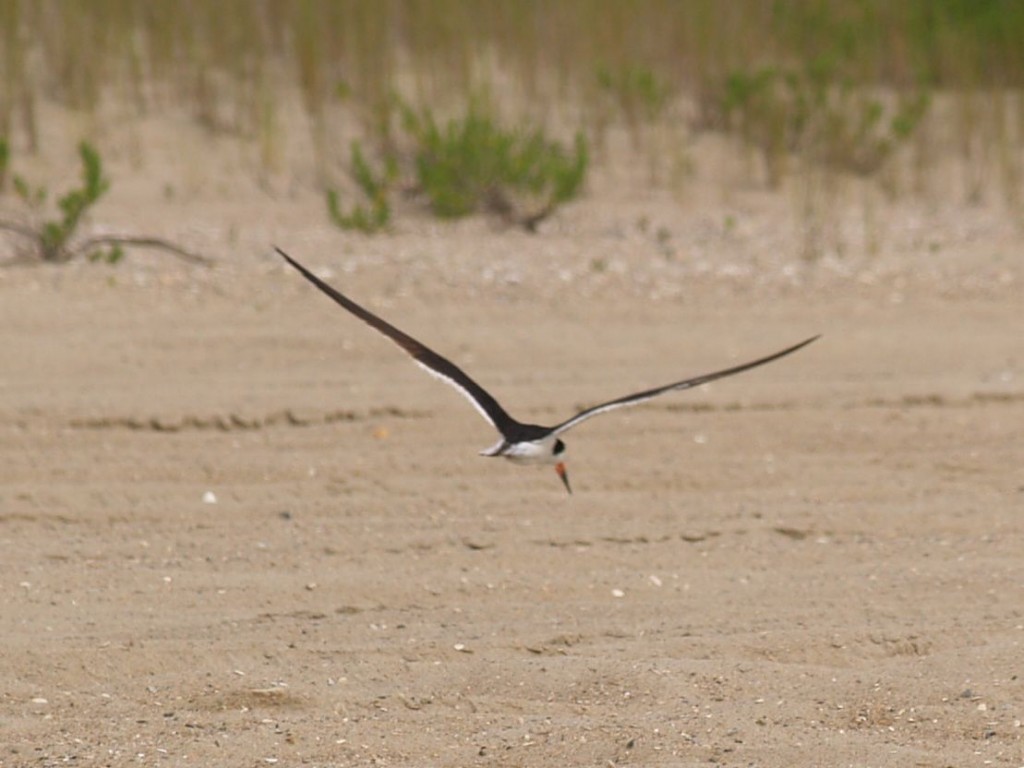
[{"x1": 553, "y1": 439, "x2": 571, "y2": 494}]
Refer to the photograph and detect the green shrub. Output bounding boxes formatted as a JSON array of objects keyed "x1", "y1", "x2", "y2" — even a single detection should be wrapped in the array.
[
  {"x1": 40, "y1": 142, "x2": 111, "y2": 260},
  {"x1": 326, "y1": 99, "x2": 589, "y2": 233},
  {"x1": 0, "y1": 140, "x2": 210, "y2": 265},
  {"x1": 708, "y1": 62, "x2": 930, "y2": 185},
  {"x1": 400, "y1": 100, "x2": 588, "y2": 228},
  {"x1": 2, "y1": 141, "x2": 112, "y2": 261}
]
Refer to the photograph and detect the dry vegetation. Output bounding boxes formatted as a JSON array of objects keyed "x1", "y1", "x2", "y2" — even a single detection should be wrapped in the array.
[{"x1": 0, "y1": 0, "x2": 1022, "y2": 253}]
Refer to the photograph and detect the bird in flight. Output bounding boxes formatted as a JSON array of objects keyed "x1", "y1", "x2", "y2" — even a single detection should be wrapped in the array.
[{"x1": 277, "y1": 248, "x2": 818, "y2": 493}]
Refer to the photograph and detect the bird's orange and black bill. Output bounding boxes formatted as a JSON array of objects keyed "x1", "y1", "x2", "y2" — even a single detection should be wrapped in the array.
[{"x1": 555, "y1": 462, "x2": 572, "y2": 494}]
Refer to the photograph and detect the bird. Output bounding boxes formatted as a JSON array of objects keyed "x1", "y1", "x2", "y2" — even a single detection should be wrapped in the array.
[{"x1": 277, "y1": 247, "x2": 818, "y2": 493}]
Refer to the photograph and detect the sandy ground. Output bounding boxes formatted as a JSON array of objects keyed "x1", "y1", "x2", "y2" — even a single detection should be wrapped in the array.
[{"x1": 1, "y1": 107, "x2": 1023, "y2": 766}]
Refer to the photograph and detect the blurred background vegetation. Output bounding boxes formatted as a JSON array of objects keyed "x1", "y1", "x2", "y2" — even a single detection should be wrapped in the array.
[{"x1": 1, "y1": 0, "x2": 1022, "y2": 229}]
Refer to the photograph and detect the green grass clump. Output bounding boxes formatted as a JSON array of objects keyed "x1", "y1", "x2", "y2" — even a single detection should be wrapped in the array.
[
  {"x1": 42, "y1": 142, "x2": 111, "y2": 260},
  {"x1": 326, "y1": 99, "x2": 589, "y2": 233},
  {"x1": 595, "y1": 64, "x2": 671, "y2": 123},
  {"x1": 4, "y1": 141, "x2": 114, "y2": 262},
  {"x1": 706, "y1": 60, "x2": 930, "y2": 186},
  {"x1": 401, "y1": 100, "x2": 588, "y2": 229},
  {"x1": 326, "y1": 142, "x2": 395, "y2": 233},
  {"x1": 0, "y1": 140, "x2": 211, "y2": 265}
]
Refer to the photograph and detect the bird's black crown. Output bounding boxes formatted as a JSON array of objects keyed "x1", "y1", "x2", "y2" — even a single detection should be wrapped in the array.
[{"x1": 554, "y1": 439, "x2": 566, "y2": 455}]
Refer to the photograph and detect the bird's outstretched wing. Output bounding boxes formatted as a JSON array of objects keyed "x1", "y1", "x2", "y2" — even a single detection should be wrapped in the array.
[
  {"x1": 550, "y1": 335, "x2": 819, "y2": 436},
  {"x1": 277, "y1": 248, "x2": 518, "y2": 436}
]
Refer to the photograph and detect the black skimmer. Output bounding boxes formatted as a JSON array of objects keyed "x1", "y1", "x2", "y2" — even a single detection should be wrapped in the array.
[{"x1": 277, "y1": 248, "x2": 818, "y2": 493}]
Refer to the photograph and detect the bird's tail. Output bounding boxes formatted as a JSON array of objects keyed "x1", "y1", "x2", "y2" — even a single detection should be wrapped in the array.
[{"x1": 479, "y1": 438, "x2": 507, "y2": 457}]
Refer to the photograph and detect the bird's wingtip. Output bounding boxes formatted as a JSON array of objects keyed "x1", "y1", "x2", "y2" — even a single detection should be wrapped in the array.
[{"x1": 275, "y1": 247, "x2": 310, "y2": 277}]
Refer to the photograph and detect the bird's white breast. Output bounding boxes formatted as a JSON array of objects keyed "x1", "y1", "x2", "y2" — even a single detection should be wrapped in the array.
[{"x1": 500, "y1": 436, "x2": 560, "y2": 465}]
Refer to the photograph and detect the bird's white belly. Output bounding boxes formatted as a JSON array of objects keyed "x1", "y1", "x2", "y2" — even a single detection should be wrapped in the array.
[{"x1": 501, "y1": 438, "x2": 558, "y2": 465}]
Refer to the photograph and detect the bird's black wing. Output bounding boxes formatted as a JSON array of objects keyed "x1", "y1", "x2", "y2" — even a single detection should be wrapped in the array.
[
  {"x1": 550, "y1": 335, "x2": 819, "y2": 436},
  {"x1": 277, "y1": 248, "x2": 519, "y2": 436}
]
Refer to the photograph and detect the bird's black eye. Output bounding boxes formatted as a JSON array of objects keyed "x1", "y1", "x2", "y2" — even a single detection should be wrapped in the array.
[{"x1": 554, "y1": 439, "x2": 566, "y2": 455}]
